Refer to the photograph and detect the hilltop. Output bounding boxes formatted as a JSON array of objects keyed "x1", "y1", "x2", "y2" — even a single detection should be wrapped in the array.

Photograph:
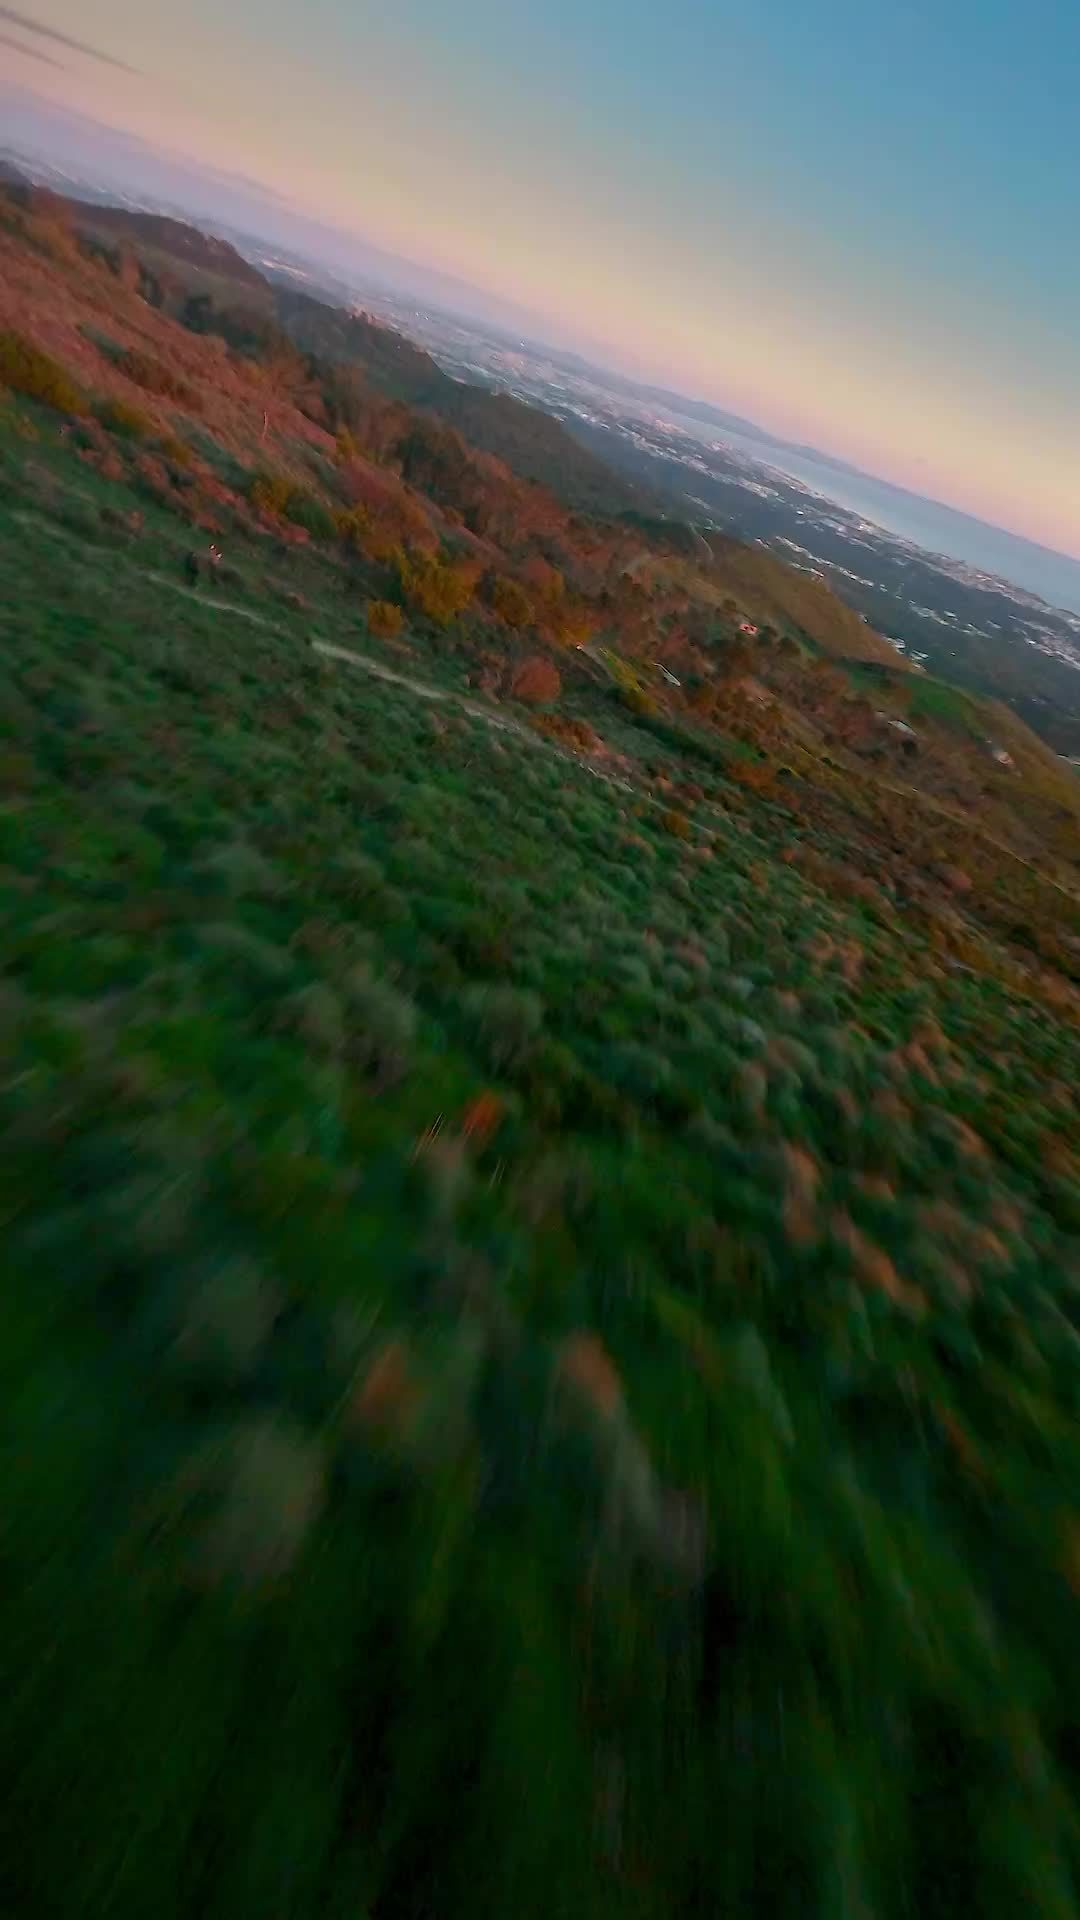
[
  {"x1": 79, "y1": 204, "x2": 269, "y2": 291},
  {"x1": 2, "y1": 176, "x2": 1080, "y2": 1920},
  {"x1": 7, "y1": 185, "x2": 647, "y2": 520}
]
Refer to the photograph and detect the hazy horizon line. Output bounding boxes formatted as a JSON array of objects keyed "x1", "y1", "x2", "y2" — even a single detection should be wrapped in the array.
[{"x1": 4, "y1": 87, "x2": 1079, "y2": 585}]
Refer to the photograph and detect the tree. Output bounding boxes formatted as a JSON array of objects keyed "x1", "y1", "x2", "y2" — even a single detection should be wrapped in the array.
[
  {"x1": 398, "y1": 552, "x2": 476, "y2": 625},
  {"x1": 486, "y1": 574, "x2": 534, "y2": 628},
  {"x1": 510, "y1": 657, "x2": 562, "y2": 705},
  {"x1": 367, "y1": 601, "x2": 404, "y2": 640},
  {"x1": 97, "y1": 399, "x2": 155, "y2": 441},
  {"x1": 249, "y1": 469, "x2": 294, "y2": 518},
  {"x1": 0, "y1": 331, "x2": 84, "y2": 414}
]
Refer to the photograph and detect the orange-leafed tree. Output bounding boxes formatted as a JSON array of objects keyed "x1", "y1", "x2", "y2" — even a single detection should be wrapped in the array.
[
  {"x1": 399, "y1": 551, "x2": 478, "y2": 626},
  {"x1": 510, "y1": 656, "x2": 562, "y2": 705},
  {"x1": 486, "y1": 573, "x2": 534, "y2": 628},
  {"x1": 367, "y1": 600, "x2": 405, "y2": 640}
]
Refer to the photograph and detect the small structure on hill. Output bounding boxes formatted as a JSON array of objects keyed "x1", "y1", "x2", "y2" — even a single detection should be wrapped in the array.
[{"x1": 875, "y1": 711, "x2": 917, "y2": 739}]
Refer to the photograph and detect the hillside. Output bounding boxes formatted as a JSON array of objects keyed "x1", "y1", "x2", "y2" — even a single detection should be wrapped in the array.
[
  {"x1": 2, "y1": 178, "x2": 1080, "y2": 1920},
  {"x1": 273, "y1": 283, "x2": 649, "y2": 515},
  {"x1": 76, "y1": 205, "x2": 269, "y2": 291},
  {"x1": 563, "y1": 406, "x2": 1080, "y2": 754},
  {"x1": 5, "y1": 185, "x2": 646, "y2": 520},
  {"x1": 696, "y1": 533, "x2": 905, "y2": 667}
]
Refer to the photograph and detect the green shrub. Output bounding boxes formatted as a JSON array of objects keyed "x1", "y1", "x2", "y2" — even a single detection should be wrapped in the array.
[
  {"x1": 0, "y1": 330, "x2": 84, "y2": 413},
  {"x1": 285, "y1": 489, "x2": 336, "y2": 541},
  {"x1": 144, "y1": 1254, "x2": 280, "y2": 1390},
  {"x1": 159, "y1": 433, "x2": 195, "y2": 468},
  {"x1": 116, "y1": 347, "x2": 199, "y2": 410},
  {"x1": 606, "y1": 1040, "x2": 675, "y2": 1103},
  {"x1": 611, "y1": 955, "x2": 653, "y2": 995},
  {"x1": 622, "y1": 685, "x2": 659, "y2": 717},
  {"x1": 192, "y1": 841, "x2": 284, "y2": 899},
  {"x1": 195, "y1": 920, "x2": 294, "y2": 991},
  {"x1": 249, "y1": 468, "x2": 295, "y2": 517},
  {"x1": 344, "y1": 964, "x2": 417, "y2": 1074},
  {"x1": 97, "y1": 397, "x2": 155, "y2": 440},
  {"x1": 326, "y1": 850, "x2": 386, "y2": 905},
  {"x1": 334, "y1": 502, "x2": 370, "y2": 546},
  {"x1": 181, "y1": 1416, "x2": 324, "y2": 1588},
  {"x1": 274, "y1": 982, "x2": 347, "y2": 1058},
  {"x1": 460, "y1": 983, "x2": 544, "y2": 1069}
]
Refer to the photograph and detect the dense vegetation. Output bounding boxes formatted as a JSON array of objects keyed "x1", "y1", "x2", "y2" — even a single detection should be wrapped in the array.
[
  {"x1": 567, "y1": 409, "x2": 1080, "y2": 756},
  {"x1": 2, "y1": 179, "x2": 1080, "y2": 1919}
]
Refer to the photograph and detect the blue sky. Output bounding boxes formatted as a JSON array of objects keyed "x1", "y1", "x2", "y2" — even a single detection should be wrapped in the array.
[{"x1": 3, "y1": 0, "x2": 1078, "y2": 553}]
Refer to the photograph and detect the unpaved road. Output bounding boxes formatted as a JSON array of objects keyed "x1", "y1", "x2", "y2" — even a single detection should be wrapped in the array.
[
  {"x1": 310, "y1": 638, "x2": 640, "y2": 797},
  {"x1": 8, "y1": 506, "x2": 713, "y2": 830},
  {"x1": 144, "y1": 571, "x2": 270, "y2": 624}
]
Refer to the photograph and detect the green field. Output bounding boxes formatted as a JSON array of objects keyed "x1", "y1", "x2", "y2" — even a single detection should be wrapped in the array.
[
  {"x1": 3, "y1": 171, "x2": 1080, "y2": 1920},
  {"x1": 4, "y1": 424, "x2": 1080, "y2": 1918}
]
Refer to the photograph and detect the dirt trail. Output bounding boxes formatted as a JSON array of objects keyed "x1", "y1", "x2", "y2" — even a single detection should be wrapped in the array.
[
  {"x1": 14, "y1": 504, "x2": 636, "y2": 796},
  {"x1": 39, "y1": 506, "x2": 1056, "y2": 883},
  {"x1": 9, "y1": 507, "x2": 728, "y2": 843},
  {"x1": 144, "y1": 572, "x2": 272, "y2": 625},
  {"x1": 310, "y1": 639, "x2": 640, "y2": 796},
  {"x1": 310, "y1": 639, "x2": 447, "y2": 702}
]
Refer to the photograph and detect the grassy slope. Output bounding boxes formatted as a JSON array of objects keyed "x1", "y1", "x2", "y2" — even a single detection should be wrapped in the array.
[
  {"x1": 3, "y1": 209, "x2": 1080, "y2": 1919},
  {"x1": 75, "y1": 205, "x2": 269, "y2": 290},
  {"x1": 8, "y1": 189, "x2": 637, "y2": 518},
  {"x1": 273, "y1": 285, "x2": 647, "y2": 516},
  {"x1": 700, "y1": 534, "x2": 905, "y2": 665}
]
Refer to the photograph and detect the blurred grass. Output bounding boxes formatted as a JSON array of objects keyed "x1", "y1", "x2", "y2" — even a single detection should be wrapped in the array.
[{"x1": 2, "y1": 415, "x2": 1080, "y2": 1918}]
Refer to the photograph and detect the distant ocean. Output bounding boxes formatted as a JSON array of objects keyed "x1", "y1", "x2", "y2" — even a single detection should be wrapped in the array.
[{"x1": 669, "y1": 414, "x2": 1080, "y2": 618}]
